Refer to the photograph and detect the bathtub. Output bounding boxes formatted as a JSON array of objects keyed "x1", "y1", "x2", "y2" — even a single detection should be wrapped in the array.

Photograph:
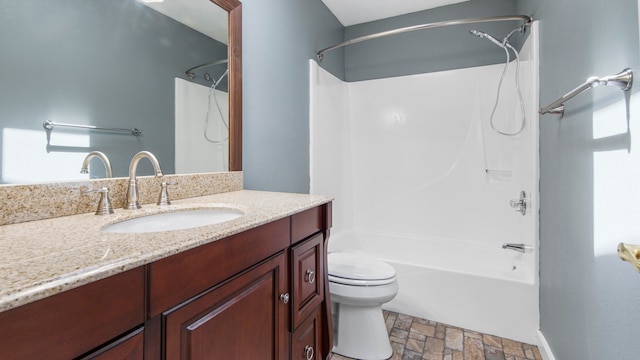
[{"x1": 328, "y1": 230, "x2": 539, "y2": 344}]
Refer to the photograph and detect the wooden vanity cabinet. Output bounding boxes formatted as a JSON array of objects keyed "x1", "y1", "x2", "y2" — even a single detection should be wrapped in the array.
[
  {"x1": 0, "y1": 267, "x2": 145, "y2": 360},
  {"x1": 148, "y1": 204, "x2": 333, "y2": 360},
  {"x1": 0, "y1": 203, "x2": 332, "y2": 360}
]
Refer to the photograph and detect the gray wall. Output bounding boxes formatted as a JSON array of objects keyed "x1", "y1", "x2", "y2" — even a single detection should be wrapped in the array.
[
  {"x1": 0, "y1": 0, "x2": 226, "y2": 181},
  {"x1": 241, "y1": 0, "x2": 520, "y2": 192},
  {"x1": 515, "y1": 0, "x2": 640, "y2": 359},
  {"x1": 242, "y1": 0, "x2": 344, "y2": 193},
  {"x1": 344, "y1": 0, "x2": 522, "y2": 82},
  {"x1": 243, "y1": 1, "x2": 640, "y2": 356}
]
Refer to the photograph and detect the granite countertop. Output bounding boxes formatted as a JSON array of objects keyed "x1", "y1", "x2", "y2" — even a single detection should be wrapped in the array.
[{"x1": 0, "y1": 190, "x2": 332, "y2": 312}]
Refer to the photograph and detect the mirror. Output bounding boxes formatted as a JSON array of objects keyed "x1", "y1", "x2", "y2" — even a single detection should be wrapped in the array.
[{"x1": 0, "y1": 0, "x2": 241, "y2": 184}]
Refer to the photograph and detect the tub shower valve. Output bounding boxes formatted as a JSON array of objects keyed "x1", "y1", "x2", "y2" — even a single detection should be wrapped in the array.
[{"x1": 509, "y1": 191, "x2": 527, "y2": 216}]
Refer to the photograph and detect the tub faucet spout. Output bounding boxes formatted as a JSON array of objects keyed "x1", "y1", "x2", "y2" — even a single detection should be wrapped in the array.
[
  {"x1": 125, "y1": 151, "x2": 163, "y2": 209},
  {"x1": 502, "y1": 243, "x2": 526, "y2": 253}
]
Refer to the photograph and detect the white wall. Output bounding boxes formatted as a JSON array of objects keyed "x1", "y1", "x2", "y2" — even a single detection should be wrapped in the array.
[
  {"x1": 175, "y1": 78, "x2": 228, "y2": 173},
  {"x1": 310, "y1": 61, "x2": 354, "y2": 232}
]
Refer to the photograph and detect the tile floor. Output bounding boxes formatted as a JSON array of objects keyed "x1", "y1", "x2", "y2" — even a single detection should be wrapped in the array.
[{"x1": 330, "y1": 310, "x2": 543, "y2": 360}]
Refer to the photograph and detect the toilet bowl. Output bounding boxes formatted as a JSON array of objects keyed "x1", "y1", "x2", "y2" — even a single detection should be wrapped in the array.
[{"x1": 328, "y1": 252, "x2": 398, "y2": 360}]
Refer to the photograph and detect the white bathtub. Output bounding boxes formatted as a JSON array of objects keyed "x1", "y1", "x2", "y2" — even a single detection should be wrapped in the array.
[{"x1": 328, "y1": 230, "x2": 539, "y2": 344}]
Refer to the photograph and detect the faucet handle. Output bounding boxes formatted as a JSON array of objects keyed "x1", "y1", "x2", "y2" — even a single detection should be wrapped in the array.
[
  {"x1": 84, "y1": 187, "x2": 114, "y2": 215},
  {"x1": 509, "y1": 191, "x2": 527, "y2": 216},
  {"x1": 157, "y1": 181, "x2": 177, "y2": 206}
]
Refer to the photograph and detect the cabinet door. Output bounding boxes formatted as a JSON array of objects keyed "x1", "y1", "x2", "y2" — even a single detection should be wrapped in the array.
[
  {"x1": 291, "y1": 307, "x2": 322, "y2": 360},
  {"x1": 291, "y1": 233, "x2": 324, "y2": 329},
  {"x1": 164, "y1": 253, "x2": 289, "y2": 360}
]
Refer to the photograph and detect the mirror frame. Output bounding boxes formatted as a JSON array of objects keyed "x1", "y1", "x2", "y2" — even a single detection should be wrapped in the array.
[{"x1": 211, "y1": 0, "x2": 242, "y2": 171}]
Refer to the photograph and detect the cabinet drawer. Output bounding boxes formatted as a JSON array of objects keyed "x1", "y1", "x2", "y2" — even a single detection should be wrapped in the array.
[
  {"x1": 79, "y1": 327, "x2": 144, "y2": 360},
  {"x1": 149, "y1": 217, "x2": 290, "y2": 317},
  {"x1": 291, "y1": 206, "x2": 323, "y2": 245},
  {"x1": 291, "y1": 307, "x2": 322, "y2": 360},
  {"x1": 291, "y1": 233, "x2": 324, "y2": 329},
  {"x1": 0, "y1": 267, "x2": 144, "y2": 360}
]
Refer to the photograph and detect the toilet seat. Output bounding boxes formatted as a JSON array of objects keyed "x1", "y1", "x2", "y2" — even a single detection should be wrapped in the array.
[
  {"x1": 329, "y1": 274, "x2": 396, "y2": 286},
  {"x1": 328, "y1": 253, "x2": 396, "y2": 286}
]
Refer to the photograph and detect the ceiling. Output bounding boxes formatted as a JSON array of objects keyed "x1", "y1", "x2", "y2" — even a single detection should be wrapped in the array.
[
  {"x1": 321, "y1": 0, "x2": 471, "y2": 26},
  {"x1": 137, "y1": 0, "x2": 228, "y2": 44},
  {"x1": 137, "y1": 0, "x2": 472, "y2": 43}
]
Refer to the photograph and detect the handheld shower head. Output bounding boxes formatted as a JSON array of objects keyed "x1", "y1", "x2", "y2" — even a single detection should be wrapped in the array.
[
  {"x1": 469, "y1": 29, "x2": 505, "y2": 48},
  {"x1": 469, "y1": 28, "x2": 526, "y2": 137}
]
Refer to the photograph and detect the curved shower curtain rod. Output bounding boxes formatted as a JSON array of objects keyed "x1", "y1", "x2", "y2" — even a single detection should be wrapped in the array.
[
  {"x1": 317, "y1": 15, "x2": 532, "y2": 61},
  {"x1": 186, "y1": 58, "x2": 228, "y2": 79}
]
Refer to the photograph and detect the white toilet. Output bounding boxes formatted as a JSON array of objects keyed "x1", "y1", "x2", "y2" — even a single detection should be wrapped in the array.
[{"x1": 328, "y1": 252, "x2": 399, "y2": 360}]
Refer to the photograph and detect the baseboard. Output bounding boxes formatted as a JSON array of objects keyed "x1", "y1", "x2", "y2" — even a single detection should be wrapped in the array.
[{"x1": 537, "y1": 329, "x2": 557, "y2": 360}]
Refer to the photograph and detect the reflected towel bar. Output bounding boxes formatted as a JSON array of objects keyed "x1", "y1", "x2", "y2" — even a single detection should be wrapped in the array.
[
  {"x1": 539, "y1": 68, "x2": 633, "y2": 117},
  {"x1": 316, "y1": 15, "x2": 532, "y2": 61},
  {"x1": 43, "y1": 120, "x2": 142, "y2": 136}
]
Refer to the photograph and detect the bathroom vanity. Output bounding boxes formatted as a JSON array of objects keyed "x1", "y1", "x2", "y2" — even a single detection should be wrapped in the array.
[{"x1": 0, "y1": 190, "x2": 333, "y2": 360}]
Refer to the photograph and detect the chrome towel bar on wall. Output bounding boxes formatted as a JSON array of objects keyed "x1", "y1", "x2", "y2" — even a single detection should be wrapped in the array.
[
  {"x1": 43, "y1": 120, "x2": 143, "y2": 136},
  {"x1": 539, "y1": 68, "x2": 633, "y2": 117}
]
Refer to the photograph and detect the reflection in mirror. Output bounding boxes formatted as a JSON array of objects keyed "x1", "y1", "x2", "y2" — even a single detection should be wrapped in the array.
[{"x1": 0, "y1": 0, "x2": 235, "y2": 184}]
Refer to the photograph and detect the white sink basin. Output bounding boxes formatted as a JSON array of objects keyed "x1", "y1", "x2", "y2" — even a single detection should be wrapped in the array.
[{"x1": 102, "y1": 208, "x2": 244, "y2": 233}]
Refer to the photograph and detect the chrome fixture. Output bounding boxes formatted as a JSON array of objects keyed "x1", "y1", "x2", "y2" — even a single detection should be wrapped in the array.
[
  {"x1": 469, "y1": 29, "x2": 506, "y2": 48},
  {"x1": 618, "y1": 242, "x2": 640, "y2": 272},
  {"x1": 186, "y1": 58, "x2": 228, "y2": 80},
  {"x1": 156, "y1": 181, "x2": 176, "y2": 206},
  {"x1": 84, "y1": 187, "x2": 114, "y2": 215},
  {"x1": 279, "y1": 293, "x2": 290, "y2": 304},
  {"x1": 80, "y1": 151, "x2": 113, "y2": 178},
  {"x1": 43, "y1": 119, "x2": 142, "y2": 136},
  {"x1": 539, "y1": 68, "x2": 633, "y2": 117},
  {"x1": 510, "y1": 191, "x2": 527, "y2": 216},
  {"x1": 502, "y1": 243, "x2": 527, "y2": 253},
  {"x1": 317, "y1": 15, "x2": 532, "y2": 61},
  {"x1": 304, "y1": 345, "x2": 314, "y2": 360},
  {"x1": 125, "y1": 151, "x2": 163, "y2": 210}
]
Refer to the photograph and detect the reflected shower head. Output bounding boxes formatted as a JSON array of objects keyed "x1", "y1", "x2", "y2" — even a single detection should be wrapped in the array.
[{"x1": 469, "y1": 29, "x2": 505, "y2": 48}]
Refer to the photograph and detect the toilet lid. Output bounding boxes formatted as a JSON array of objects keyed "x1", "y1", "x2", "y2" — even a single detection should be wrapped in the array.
[{"x1": 328, "y1": 253, "x2": 396, "y2": 281}]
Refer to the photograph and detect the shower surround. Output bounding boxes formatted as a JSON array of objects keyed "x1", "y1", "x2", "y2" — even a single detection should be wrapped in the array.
[{"x1": 311, "y1": 25, "x2": 539, "y2": 343}]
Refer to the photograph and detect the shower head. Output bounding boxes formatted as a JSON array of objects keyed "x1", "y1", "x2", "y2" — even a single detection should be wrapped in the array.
[{"x1": 469, "y1": 30, "x2": 505, "y2": 48}]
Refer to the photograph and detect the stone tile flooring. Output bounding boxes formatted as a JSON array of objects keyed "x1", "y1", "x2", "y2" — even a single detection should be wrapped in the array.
[{"x1": 330, "y1": 310, "x2": 543, "y2": 360}]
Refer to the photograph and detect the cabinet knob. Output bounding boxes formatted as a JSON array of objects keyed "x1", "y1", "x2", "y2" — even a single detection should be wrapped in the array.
[
  {"x1": 304, "y1": 345, "x2": 314, "y2": 360},
  {"x1": 305, "y1": 269, "x2": 316, "y2": 284},
  {"x1": 279, "y1": 293, "x2": 290, "y2": 304}
]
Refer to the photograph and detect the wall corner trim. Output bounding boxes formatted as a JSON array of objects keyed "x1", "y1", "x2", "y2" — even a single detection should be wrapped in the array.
[{"x1": 537, "y1": 329, "x2": 557, "y2": 360}]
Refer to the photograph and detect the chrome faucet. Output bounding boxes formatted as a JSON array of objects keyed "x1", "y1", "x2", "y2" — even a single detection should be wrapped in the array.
[
  {"x1": 509, "y1": 191, "x2": 527, "y2": 216},
  {"x1": 502, "y1": 243, "x2": 527, "y2": 253},
  {"x1": 84, "y1": 187, "x2": 114, "y2": 215},
  {"x1": 80, "y1": 151, "x2": 113, "y2": 178},
  {"x1": 125, "y1": 151, "x2": 163, "y2": 209}
]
